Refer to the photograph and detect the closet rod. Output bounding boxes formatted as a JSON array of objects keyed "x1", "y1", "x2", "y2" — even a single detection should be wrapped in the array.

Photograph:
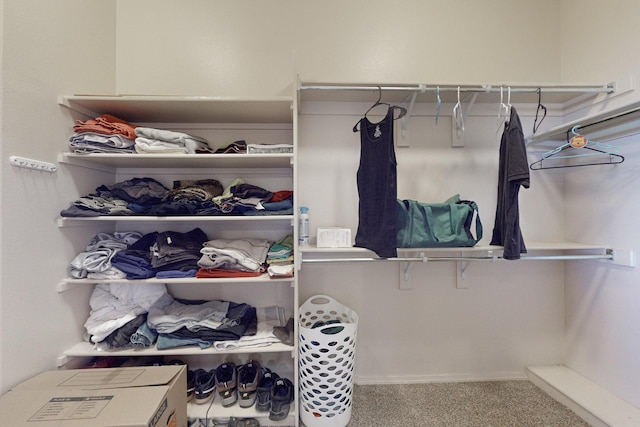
[
  {"x1": 301, "y1": 253, "x2": 614, "y2": 263},
  {"x1": 299, "y1": 83, "x2": 615, "y2": 95}
]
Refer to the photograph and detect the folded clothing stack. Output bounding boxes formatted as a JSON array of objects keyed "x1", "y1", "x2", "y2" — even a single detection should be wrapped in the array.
[
  {"x1": 266, "y1": 235, "x2": 294, "y2": 278},
  {"x1": 69, "y1": 231, "x2": 143, "y2": 279},
  {"x1": 134, "y1": 127, "x2": 213, "y2": 154},
  {"x1": 197, "y1": 238, "x2": 272, "y2": 278},
  {"x1": 215, "y1": 140, "x2": 247, "y2": 154},
  {"x1": 70, "y1": 114, "x2": 137, "y2": 154},
  {"x1": 83, "y1": 283, "x2": 263, "y2": 351},
  {"x1": 60, "y1": 176, "x2": 294, "y2": 218}
]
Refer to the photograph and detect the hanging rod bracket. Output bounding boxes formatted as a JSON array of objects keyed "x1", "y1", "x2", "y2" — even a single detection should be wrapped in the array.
[{"x1": 607, "y1": 248, "x2": 635, "y2": 267}]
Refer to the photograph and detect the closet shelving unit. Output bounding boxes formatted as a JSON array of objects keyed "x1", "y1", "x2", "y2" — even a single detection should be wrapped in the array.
[
  {"x1": 57, "y1": 94, "x2": 299, "y2": 426},
  {"x1": 296, "y1": 80, "x2": 635, "y2": 269}
]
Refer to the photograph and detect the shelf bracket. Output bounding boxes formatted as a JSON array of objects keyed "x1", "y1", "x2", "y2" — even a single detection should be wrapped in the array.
[
  {"x1": 456, "y1": 260, "x2": 469, "y2": 289},
  {"x1": 57, "y1": 281, "x2": 85, "y2": 293},
  {"x1": 56, "y1": 354, "x2": 70, "y2": 368},
  {"x1": 608, "y1": 248, "x2": 636, "y2": 267}
]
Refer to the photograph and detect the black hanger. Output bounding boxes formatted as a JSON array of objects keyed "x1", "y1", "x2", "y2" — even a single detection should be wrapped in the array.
[
  {"x1": 353, "y1": 87, "x2": 408, "y2": 132},
  {"x1": 532, "y1": 88, "x2": 547, "y2": 134}
]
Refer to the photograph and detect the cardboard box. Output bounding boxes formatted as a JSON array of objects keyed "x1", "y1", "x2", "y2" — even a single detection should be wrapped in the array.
[
  {"x1": 0, "y1": 365, "x2": 187, "y2": 427},
  {"x1": 317, "y1": 227, "x2": 352, "y2": 248}
]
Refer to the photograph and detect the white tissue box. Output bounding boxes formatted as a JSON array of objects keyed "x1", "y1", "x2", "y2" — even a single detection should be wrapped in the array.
[{"x1": 316, "y1": 228, "x2": 352, "y2": 248}]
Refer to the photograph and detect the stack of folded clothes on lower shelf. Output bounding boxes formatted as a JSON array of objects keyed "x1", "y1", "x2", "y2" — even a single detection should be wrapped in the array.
[
  {"x1": 69, "y1": 231, "x2": 294, "y2": 280},
  {"x1": 60, "y1": 177, "x2": 293, "y2": 217},
  {"x1": 69, "y1": 231, "x2": 144, "y2": 279},
  {"x1": 196, "y1": 238, "x2": 271, "y2": 278},
  {"x1": 265, "y1": 235, "x2": 294, "y2": 279},
  {"x1": 83, "y1": 282, "x2": 290, "y2": 351},
  {"x1": 69, "y1": 229, "x2": 210, "y2": 279}
]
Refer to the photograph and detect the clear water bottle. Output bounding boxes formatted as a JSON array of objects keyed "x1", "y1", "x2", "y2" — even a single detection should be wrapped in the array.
[{"x1": 299, "y1": 206, "x2": 310, "y2": 246}]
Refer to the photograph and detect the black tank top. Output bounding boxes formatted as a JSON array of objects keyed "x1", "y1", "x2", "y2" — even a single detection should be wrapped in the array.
[{"x1": 354, "y1": 107, "x2": 398, "y2": 258}]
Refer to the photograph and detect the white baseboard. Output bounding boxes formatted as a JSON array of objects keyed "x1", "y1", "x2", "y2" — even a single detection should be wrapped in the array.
[
  {"x1": 354, "y1": 371, "x2": 528, "y2": 385},
  {"x1": 527, "y1": 365, "x2": 640, "y2": 427}
]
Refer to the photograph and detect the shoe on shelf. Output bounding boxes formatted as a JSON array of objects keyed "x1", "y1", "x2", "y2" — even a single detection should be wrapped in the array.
[
  {"x1": 187, "y1": 369, "x2": 197, "y2": 402},
  {"x1": 215, "y1": 362, "x2": 238, "y2": 407},
  {"x1": 194, "y1": 369, "x2": 216, "y2": 405},
  {"x1": 188, "y1": 417, "x2": 206, "y2": 427},
  {"x1": 238, "y1": 360, "x2": 262, "y2": 408},
  {"x1": 269, "y1": 377, "x2": 294, "y2": 421},
  {"x1": 255, "y1": 368, "x2": 279, "y2": 412},
  {"x1": 207, "y1": 417, "x2": 230, "y2": 427},
  {"x1": 228, "y1": 417, "x2": 260, "y2": 427}
]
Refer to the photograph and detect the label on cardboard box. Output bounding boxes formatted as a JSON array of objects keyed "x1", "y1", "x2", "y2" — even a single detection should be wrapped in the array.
[{"x1": 29, "y1": 395, "x2": 113, "y2": 422}]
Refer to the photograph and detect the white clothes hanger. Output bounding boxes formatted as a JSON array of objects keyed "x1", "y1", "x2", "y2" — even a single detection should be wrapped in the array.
[
  {"x1": 453, "y1": 86, "x2": 464, "y2": 133},
  {"x1": 530, "y1": 125, "x2": 624, "y2": 169},
  {"x1": 435, "y1": 86, "x2": 441, "y2": 125},
  {"x1": 496, "y1": 86, "x2": 510, "y2": 134}
]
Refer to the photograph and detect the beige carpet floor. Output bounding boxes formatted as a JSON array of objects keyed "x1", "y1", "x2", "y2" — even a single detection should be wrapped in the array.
[{"x1": 340, "y1": 381, "x2": 590, "y2": 427}]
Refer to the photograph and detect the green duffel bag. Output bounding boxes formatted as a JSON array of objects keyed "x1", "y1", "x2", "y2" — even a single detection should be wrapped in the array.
[{"x1": 396, "y1": 194, "x2": 483, "y2": 248}]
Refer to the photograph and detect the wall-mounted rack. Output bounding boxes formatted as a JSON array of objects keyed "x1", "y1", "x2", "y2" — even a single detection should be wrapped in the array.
[
  {"x1": 299, "y1": 244, "x2": 634, "y2": 267},
  {"x1": 301, "y1": 252, "x2": 615, "y2": 264},
  {"x1": 300, "y1": 244, "x2": 634, "y2": 290},
  {"x1": 9, "y1": 156, "x2": 58, "y2": 173},
  {"x1": 298, "y1": 81, "x2": 615, "y2": 105}
]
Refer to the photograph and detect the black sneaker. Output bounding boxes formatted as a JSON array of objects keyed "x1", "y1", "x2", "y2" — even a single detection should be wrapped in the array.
[
  {"x1": 228, "y1": 418, "x2": 260, "y2": 427},
  {"x1": 215, "y1": 362, "x2": 238, "y2": 407},
  {"x1": 187, "y1": 369, "x2": 197, "y2": 402},
  {"x1": 194, "y1": 369, "x2": 216, "y2": 404},
  {"x1": 255, "y1": 369, "x2": 279, "y2": 412},
  {"x1": 269, "y1": 377, "x2": 294, "y2": 421},
  {"x1": 238, "y1": 361, "x2": 262, "y2": 408}
]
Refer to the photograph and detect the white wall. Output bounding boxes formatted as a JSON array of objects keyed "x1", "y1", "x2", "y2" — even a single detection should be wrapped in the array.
[
  {"x1": 560, "y1": 0, "x2": 640, "y2": 409},
  {"x1": 115, "y1": 0, "x2": 562, "y2": 96},
  {"x1": 0, "y1": 0, "x2": 116, "y2": 393}
]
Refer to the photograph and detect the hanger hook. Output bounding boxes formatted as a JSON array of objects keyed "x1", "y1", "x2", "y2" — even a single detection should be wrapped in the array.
[
  {"x1": 537, "y1": 87, "x2": 542, "y2": 105},
  {"x1": 454, "y1": 86, "x2": 464, "y2": 132},
  {"x1": 435, "y1": 86, "x2": 441, "y2": 125},
  {"x1": 533, "y1": 87, "x2": 547, "y2": 134}
]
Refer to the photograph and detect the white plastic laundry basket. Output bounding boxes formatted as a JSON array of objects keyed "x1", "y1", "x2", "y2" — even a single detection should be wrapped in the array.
[{"x1": 298, "y1": 295, "x2": 358, "y2": 427}]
